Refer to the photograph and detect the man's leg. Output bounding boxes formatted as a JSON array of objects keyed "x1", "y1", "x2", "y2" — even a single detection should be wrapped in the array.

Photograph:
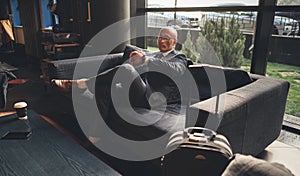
[
  {"x1": 52, "y1": 64, "x2": 149, "y2": 118},
  {"x1": 51, "y1": 78, "x2": 88, "y2": 92},
  {"x1": 75, "y1": 64, "x2": 149, "y2": 120},
  {"x1": 91, "y1": 64, "x2": 149, "y2": 121}
]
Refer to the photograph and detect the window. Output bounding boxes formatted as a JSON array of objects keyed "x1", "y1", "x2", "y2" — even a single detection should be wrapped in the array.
[
  {"x1": 10, "y1": 0, "x2": 21, "y2": 26},
  {"x1": 146, "y1": 8, "x2": 257, "y2": 67},
  {"x1": 266, "y1": 11, "x2": 300, "y2": 118},
  {"x1": 9, "y1": 0, "x2": 53, "y2": 29},
  {"x1": 144, "y1": 1, "x2": 300, "y2": 121},
  {"x1": 40, "y1": 0, "x2": 53, "y2": 29}
]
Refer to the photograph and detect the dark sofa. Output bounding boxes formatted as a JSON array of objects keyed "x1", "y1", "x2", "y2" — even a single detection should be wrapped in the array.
[{"x1": 41, "y1": 53, "x2": 289, "y2": 158}]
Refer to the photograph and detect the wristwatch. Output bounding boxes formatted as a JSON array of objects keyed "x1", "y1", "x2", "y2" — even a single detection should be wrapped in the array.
[{"x1": 141, "y1": 54, "x2": 146, "y2": 64}]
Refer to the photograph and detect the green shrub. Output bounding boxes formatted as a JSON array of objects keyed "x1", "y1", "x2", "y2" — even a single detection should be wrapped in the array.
[{"x1": 183, "y1": 17, "x2": 245, "y2": 67}]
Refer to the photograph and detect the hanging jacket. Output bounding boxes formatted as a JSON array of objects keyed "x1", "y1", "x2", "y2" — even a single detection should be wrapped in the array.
[{"x1": 0, "y1": 69, "x2": 16, "y2": 109}]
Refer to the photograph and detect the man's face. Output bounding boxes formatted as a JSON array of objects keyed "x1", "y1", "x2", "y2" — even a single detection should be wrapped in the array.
[{"x1": 157, "y1": 30, "x2": 177, "y2": 53}]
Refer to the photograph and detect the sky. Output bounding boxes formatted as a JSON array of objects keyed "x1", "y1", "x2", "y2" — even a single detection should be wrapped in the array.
[{"x1": 147, "y1": 0, "x2": 258, "y2": 7}]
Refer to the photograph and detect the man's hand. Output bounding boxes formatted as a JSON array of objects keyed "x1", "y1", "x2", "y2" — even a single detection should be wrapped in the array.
[{"x1": 129, "y1": 50, "x2": 147, "y2": 67}]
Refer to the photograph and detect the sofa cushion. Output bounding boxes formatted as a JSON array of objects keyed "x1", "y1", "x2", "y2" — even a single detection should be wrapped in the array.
[
  {"x1": 108, "y1": 104, "x2": 186, "y2": 141},
  {"x1": 188, "y1": 64, "x2": 253, "y2": 101},
  {"x1": 223, "y1": 68, "x2": 253, "y2": 91}
]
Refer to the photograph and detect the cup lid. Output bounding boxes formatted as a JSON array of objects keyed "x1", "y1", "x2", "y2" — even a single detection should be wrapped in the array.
[{"x1": 13, "y1": 102, "x2": 28, "y2": 108}]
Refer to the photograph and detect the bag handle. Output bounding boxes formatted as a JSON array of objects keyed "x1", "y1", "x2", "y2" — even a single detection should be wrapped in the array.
[{"x1": 183, "y1": 127, "x2": 216, "y2": 141}]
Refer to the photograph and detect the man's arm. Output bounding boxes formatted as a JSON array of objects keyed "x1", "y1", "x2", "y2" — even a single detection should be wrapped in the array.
[
  {"x1": 145, "y1": 54, "x2": 187, "y2": 76},
  {"x1": 129, "y1": 51, "x2": 188, "y2": 76}
]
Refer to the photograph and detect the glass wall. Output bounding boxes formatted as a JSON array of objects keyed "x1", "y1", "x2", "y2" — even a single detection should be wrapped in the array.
[
  {"x1": 10, "y1": 0, "x2": 21, "y2": 26},
  {"x1": 145, "y1": 1, "x2": 300, "y2": 118},
  {"x1": 146, "y1": 9, "x2": 257, "y2": 67},
  {"x1": 40, "y1": 0, "x2": 53, "y2": 29},
  {"x1": 267, "y1": 10, "x2": 300, "y2": 118},
  {"x1": 9, "y1": 0, "x2": 53, "y2": 29}
]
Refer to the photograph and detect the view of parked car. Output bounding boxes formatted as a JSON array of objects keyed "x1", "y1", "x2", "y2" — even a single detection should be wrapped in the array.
[
  {"x1": 202, "y1": 11, "x2": 299, "y2": 36},
  {"x1": 147, "y1": 12, "x2": 200, "y2": 28}
]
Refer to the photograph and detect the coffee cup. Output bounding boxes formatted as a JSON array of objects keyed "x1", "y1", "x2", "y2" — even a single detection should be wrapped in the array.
[{"x1": 13, "y1": 102, "x2": 28, "y2": 120}]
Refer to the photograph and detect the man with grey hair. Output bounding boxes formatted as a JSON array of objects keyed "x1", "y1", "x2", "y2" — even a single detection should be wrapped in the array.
[{"x1": 52, "y1": 27, "x2": 188, "y2": 118}]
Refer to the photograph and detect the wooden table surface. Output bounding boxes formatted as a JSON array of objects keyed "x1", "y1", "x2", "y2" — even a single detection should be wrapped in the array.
[{"x1": 0, "y1": 110, "x2": 121, "y2": 176}]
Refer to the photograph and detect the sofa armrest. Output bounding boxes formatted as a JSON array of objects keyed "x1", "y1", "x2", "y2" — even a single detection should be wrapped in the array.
[{"x1": 186, "y1": 75, "x2": 290, "y2": 155}]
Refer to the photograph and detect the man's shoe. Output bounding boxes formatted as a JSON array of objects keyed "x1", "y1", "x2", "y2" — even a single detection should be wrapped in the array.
[{"x1": 51, "y1": 79, "x2": 75, "y2": 92}]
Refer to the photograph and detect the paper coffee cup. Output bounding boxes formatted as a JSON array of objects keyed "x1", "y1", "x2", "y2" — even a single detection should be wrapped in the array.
[{"x1": 13, "y1": 102, "x2": 28, "y2": 120}]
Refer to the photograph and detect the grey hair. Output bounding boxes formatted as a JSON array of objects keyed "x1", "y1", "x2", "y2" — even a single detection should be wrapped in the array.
[{"x1": 159, "y1": 27, "x2": 178, "y2": 40}]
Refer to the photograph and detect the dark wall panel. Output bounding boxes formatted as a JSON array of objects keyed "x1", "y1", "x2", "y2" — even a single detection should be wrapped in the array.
[
  {"x1": 18, "y1": 0, "x2": 42, "y2": 58},
  {"x1": 55, "y1": 0, "x2": 130, "y2": 55},
  {"x1": 0, "y1": 0, "x2": 10, "y2": 20}
]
